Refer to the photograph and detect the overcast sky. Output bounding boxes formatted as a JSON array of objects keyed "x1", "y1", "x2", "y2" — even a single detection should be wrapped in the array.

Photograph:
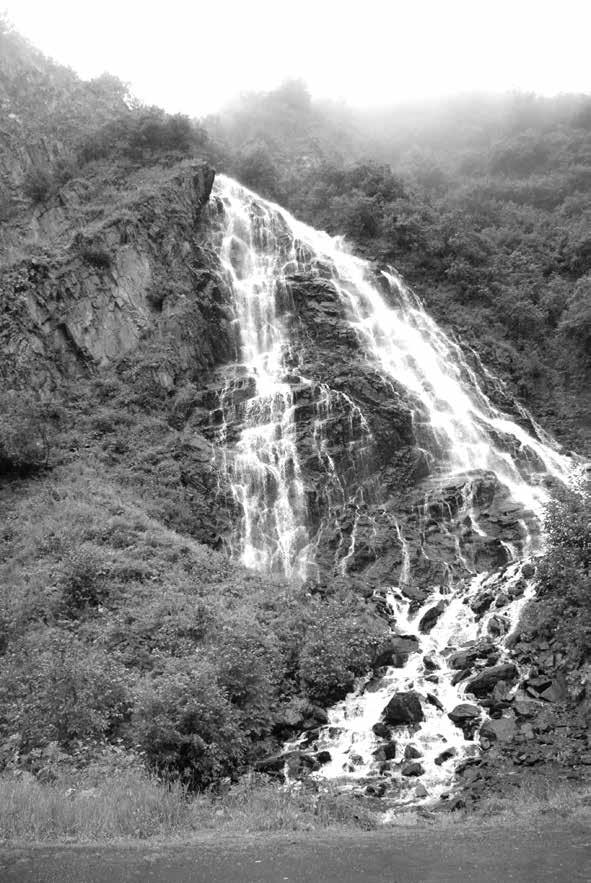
[{"x1": 3, "y1": 0, "x2": 590, "y2": 115}]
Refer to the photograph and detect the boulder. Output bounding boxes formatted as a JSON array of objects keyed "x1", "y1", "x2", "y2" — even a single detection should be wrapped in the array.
[
  {"x1": 372, "y1": 722, "x2": 391, "y2": 739},
  {"x1": 448, "y1": 641, "x2": 495, "y2": 670},
  {"x1": 435, "y1": 747, "x2": 457, "y2": 765},
  {"x1": 448, "y1": 703, "x2": 481, "y2": 737},
  {"x1": 419, "y1": 600, "x2": 446, "y2": 633},
  {"x1": 382, "y1": 691, "x2": 424, "y2": 726},
  {"x1": 402, "y1": 762, "x2": 425, "y2": 777},
  {"x1": 404, "y1": 744, "x2": 423, "y2": 760},
  {"x1": 373, "y1": 635, "x2": 419, "y2": 667},
  {"x1": 315, "y1": 750, "x2": 332, "y2": 765},
  {"x1": 471, "y1": 591, "x2": 494, "y2": 616},
  {"x1": 467, "y1": 664, "x2": 518, "y2": 697},
  {"x1": 521, "y1": 563, "x2": 536, "y2": 579},
  {"x1": 423, "y1": 655, "x2": 439, "y2": 671},
  {"x1": 400, "y1": 585, "x2": 430, "y2": 604}
]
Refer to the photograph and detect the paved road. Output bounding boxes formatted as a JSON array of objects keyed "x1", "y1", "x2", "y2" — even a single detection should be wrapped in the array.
[{"x1": 1, "y1": 821, "x2": 590, "y2": 882}]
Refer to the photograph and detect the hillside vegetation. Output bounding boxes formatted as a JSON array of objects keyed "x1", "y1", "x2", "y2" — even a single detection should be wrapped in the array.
[{"x1": 0, "y1": 20, "x2": 590, "y2": 832}]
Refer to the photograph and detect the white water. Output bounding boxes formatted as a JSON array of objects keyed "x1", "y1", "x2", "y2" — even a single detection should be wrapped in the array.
[
  {"x1": 215, "y1": 183, "x2": 309, "y2": 578},
  {"x1": 213, "y1": 174, "x2": 580, "y2": 800}
]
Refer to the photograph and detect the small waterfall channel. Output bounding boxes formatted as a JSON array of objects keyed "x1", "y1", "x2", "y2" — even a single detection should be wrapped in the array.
[{"x1": 212, "y1": 174, "x2": 579, "y2": 803}]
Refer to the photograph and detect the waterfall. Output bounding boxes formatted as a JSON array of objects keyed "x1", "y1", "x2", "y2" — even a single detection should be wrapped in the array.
[{"x1": 212, "y1": 174, "x2": 580, "y2": 802}]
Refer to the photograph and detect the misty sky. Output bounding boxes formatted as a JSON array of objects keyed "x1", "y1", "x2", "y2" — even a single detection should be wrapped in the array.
[{"x1": 3, "y1": 0, "x2": 590, "y2": 115}]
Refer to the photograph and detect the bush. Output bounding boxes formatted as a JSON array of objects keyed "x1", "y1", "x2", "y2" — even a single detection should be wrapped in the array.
[
  {"x1": 80, "y1": 246, "x2": 112, "y2": 270},
  {"x1": 131, "y1": 656, "x2": 246, "y2": 788},
  {"x1": 22, "y1": 166, "x2": 52, "y2": 203},
  {"x1": 0, "y1": 392, "x2": 53, "y2": 475},
  {"x1": 0, "y1": 630, "x2": 130, "y2": 758}
]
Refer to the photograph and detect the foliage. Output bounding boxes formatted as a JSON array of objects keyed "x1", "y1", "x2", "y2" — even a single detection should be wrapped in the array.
[
  {"x1": 22, "y1": 166, "x2": 53, "y2": 203},
  {"x1": 78, "y1": 109, "x2": 209, "y2": 165},
  {"x1": 0, "y1": 392, "x2": 54, "y2": 475},
  {"x1": 526, "y1": 490, "x2": 591, "y2": 659},
  {"x1": 0, "y1": 447, "x2": 389, "y2": 789}
]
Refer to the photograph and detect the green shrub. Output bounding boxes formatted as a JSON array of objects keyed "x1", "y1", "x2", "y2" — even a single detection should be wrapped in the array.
[
  {"x1": 0, "y1": 630, "x2": 130, "y2": 759},
  {"x1": 0, "y1": 392, "x2": 53, "y2": 475},
  {"x1": 130, "y1": 656, "x2": 246, "y2": 788},
  {"x1": 22, "y1": 166, "x2": 52, "y2": 203}
]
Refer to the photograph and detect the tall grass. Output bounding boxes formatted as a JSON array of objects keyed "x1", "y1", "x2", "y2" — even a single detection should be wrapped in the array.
[{"x1": 0, "y1": 771, "x2": 378, "y2": 842}]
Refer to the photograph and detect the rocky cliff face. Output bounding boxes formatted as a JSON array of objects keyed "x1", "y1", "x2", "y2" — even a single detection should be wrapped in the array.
[{"x1": 0, "y1": 162, "x2": 234, "y2": 387}]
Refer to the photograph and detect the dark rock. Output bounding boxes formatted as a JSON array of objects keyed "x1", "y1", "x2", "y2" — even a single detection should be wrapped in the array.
[
  {"x1": 467, "y1": 664, "x2": 518, "y2": 697},
  {"x1": 521, "y1": 563, "x2": 536, "y2": 579},
  {"x1": 315, "y1": 750, "x2": 332, "y2": 765},
  {"x1": 382, "y1": 740, "x2": 397, "y2": 760},
  {"x1": 373, "y1": 635, "x2": 419, "y2": 667},
  {"x1": 419, "y1": 600, "x2": 446, "y2": 633},
  {"x1": 423, "y1": 655, "x2": 439, "y2": 671},
  {"x1": 400, "y1": 585, "x2": 430, "y2": 604},
  {"x1": 451, "y1": 668, "x2": 471, "y2": 686},
  {"x1": 372, "y1": 722, "x2": 391, "y2": 739},
  {"x1": 448, "y1": 641, "x2": 495, "y2": 670},
  {"x1": 435, "y1": 747, "x2": 457, "y2": 765},
  {"x1": 471, "y1": 591, "x2": 494, "y2": 616},
  {"x1": 426, "y1": 692, "x2": 444, "y2": 712},
  {"x1": 404, "y1": 744, "x2": 423, "y2": 760},
  {"x1": 382, "y1": 691, "x2": 424, "y2": 726},
  {"x1": 402, "y1": 762, "x2": 425, "y2": 777},
  {"x1": 448, "y1": 703, "x2": 481, "y2": 733}
]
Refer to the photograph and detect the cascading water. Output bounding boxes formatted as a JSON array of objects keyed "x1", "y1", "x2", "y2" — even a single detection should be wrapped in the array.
[
  {"x1": 214, "y1": 181, "x2": 310, "y2": 578},
  {"x1": 212, "y1": 174, "x2": 580, "y2": 803}
]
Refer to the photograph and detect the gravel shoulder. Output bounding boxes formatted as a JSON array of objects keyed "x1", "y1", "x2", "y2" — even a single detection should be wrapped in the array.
[{"x1": 1, "y1": 818, "x2": 591, "y2": 882}]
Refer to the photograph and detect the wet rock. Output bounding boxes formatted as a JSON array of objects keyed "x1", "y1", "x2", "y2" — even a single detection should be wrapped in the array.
[
  {"x1": 426, "y1": 692, "x2": 444, "y2": 712},
  {"x1": 372, "y1": 722, "x2": 391, "y2": 739},
  {"x1": 435, "y1": 747, "x2": 457, "y2": 765},
  {"x1": 373, "y1": 635, "x2": 419, "y2": 667},
  {"x1": 467, "y1": 664, "x2": 518, "y2": 697},
  {"x1": 448, "y1": 641, "x2": 495, "y2": 670},
  {"x1": 487, "y1": 615, "x2": 509, "y2": 637},
  {"x1": 419, "y1": 600, "x2": 446, "y2": 633},
  {"x1": 508, "y1": 579, "x2": 526, "y2": 599},
  {"x1": 470, "y1": 591, "x2": 494, "y2": 616},
  {"x1": 373, "y1": 741, "x2": 397, "y2": 762},
  {"x1": 315, "y1": 750, "x2": 332, "y2": 765},
  {"x1": 382, "y1": 691, "x2": 424, "y2": 726},
  {"x1": 423, "y1": 655, "x2": 439, "y2": 671},
  {"x1": 415, "y1": 782, "x2": 429, "y2": 799},
  {"x1": 404, "y1": 744, "x2": 423, "y2": 760},
  {"x1": 402, "y1": 762, "x2": 425, "y2": 777},
  {"x1": 451, "y1": 668, "x2": 471, "y2": 686},
  {"x1": 521, "y1": 563, "x2": 536, "y2": 579},
  {"x1": 400, "y1": 585, "x2": 430, "y2": 605},
  {"x1": 448, "y1": 703, "x2": 481, "y2": 738}
]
